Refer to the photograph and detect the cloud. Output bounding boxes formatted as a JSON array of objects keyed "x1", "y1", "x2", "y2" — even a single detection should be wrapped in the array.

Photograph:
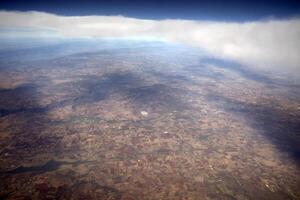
[{"x1": 0, "y1": 11, "x2": 299, "y2": 72}]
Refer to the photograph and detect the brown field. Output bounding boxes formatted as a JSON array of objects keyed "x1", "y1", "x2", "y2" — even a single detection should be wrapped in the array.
[{"x1": 0, "y1": 40, "x2": 299, "y2": 199}]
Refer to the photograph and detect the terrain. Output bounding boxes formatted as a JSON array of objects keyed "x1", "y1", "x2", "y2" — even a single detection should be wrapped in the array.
[{"x1": 0, "y1": 39, "x2": 299, "y2": 200}]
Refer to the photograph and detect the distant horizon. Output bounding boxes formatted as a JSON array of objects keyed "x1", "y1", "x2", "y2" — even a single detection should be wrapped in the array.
[{"x1": 1, "y1": 10, "x2": 300, "y2": 74}]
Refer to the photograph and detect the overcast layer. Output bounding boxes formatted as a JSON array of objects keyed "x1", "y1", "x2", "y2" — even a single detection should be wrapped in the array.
[{"x1": 0, "y1": 11, "x2": 300, "y2": 72}]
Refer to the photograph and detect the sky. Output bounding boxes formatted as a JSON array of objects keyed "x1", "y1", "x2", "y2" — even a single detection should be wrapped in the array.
[
  {"x1": 0, "y1": 0, "x2": 299, "y2": 73},
  {"x1": 0, "y1": 0, "x2": 300, "y2": 21}
]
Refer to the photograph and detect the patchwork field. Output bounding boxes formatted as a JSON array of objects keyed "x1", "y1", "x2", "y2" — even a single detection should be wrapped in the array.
[{"x1": 0, "y1": 39, "x2": 299, "y2": 199}]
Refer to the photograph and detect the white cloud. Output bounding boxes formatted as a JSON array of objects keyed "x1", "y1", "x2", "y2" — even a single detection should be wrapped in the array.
[{"x1": 0, "y1": 11, "x2": 300, "y2": 72}]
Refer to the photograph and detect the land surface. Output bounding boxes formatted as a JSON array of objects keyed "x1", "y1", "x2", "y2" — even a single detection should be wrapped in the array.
[{"x1": 0, "y1": 39, "x2": 300, "y2": 200}]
